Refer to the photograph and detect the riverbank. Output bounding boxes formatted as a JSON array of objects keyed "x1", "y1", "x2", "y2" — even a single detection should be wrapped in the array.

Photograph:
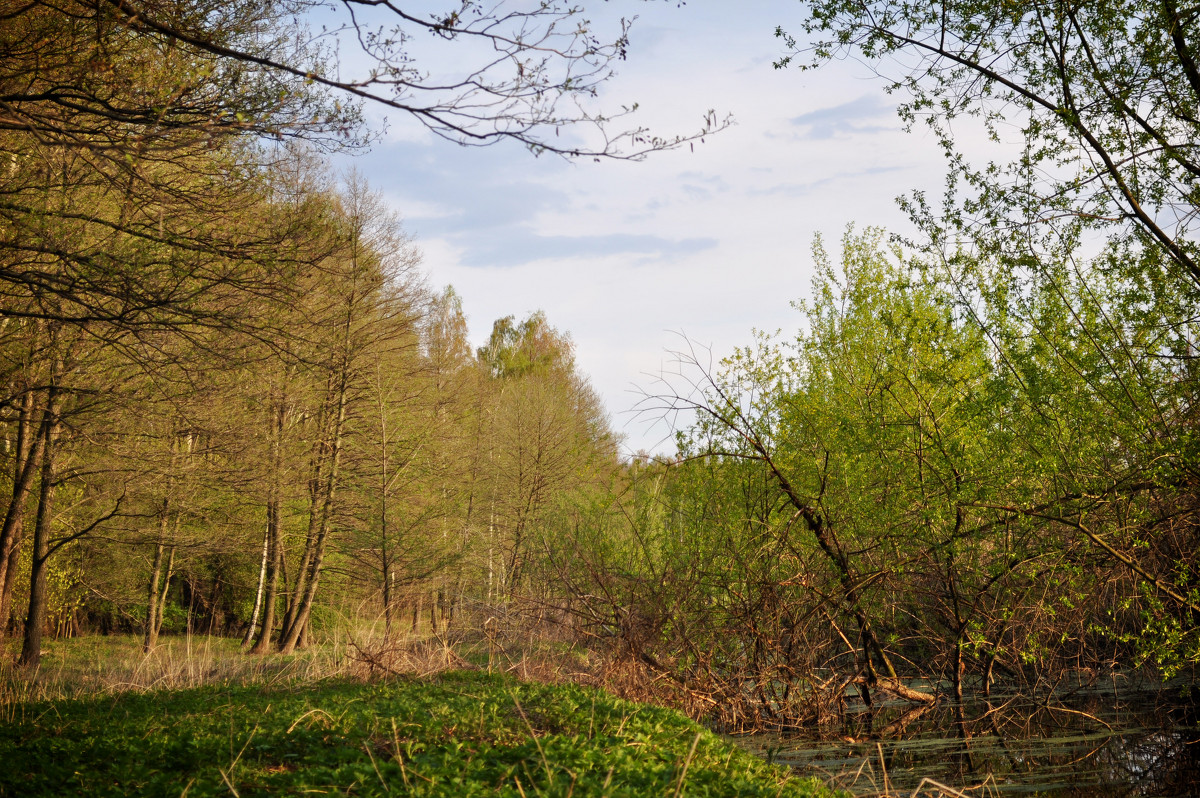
[{"x1": 1, "y1": 637, "x2": 833, "y2": 797}]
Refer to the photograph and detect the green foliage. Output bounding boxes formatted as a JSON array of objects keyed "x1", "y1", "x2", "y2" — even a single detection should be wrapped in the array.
[
  {"x1": 0, "y1": 671, "x2": 832, "y2": 798},
  {"x1": 478, "y1": 312, "x2": 576, "y2": 380},
  {"x1": 572, "y1": 224, "x2": 1199, "y2": 725},
  {"x1": 777, "y1": 0, "x2": 1200, "y2": 290}
]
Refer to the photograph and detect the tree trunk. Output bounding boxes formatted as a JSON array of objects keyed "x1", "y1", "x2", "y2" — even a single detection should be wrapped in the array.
[
  {"x1": 382, "y1": 547, "x2": 393, "y2": 640},
  {"x1": 157, "y1": 546, "x2": 175, "y2": 638},
  {"x1": 0, "y1": 389, "x2": 36, "y2": 626},
  {"x1": 143, "y1": 538, "x2": 166, "y2": 652},
  {"x1": 277, "y1": 511, "x2": 332, "y2": 654},
  {"x1": 251, "y1": 394, "x2": 287, "y2": 654},
  {"x1": 205, "y1": 569, "x2": 223, "y2": 635},
  {"x1": 20, "y1": 397, "x2": 60, "y2": 668},
  {"x1": 250, "y1": 503, "x2": 282, "y2": 654},
  {"x1": 278, "y1": 512, "x2": 316, "y2": 643},
  {"x1": 278, "y1": 428, "x2": 327, "y2": 646},
  {"x1": 379, "y1": 398, "x2": 392, "y2": 640},
  {"x1": 0, "y1": 514, "x2": 24, "y2": 637},
  {"x1": 242, "y1": 524, "x2": 270, "y2": 648},
  {"x1": 0, "y1": 390, "x2": 46, "y2": 633},
  {"x1": 143, "y1": 496, "x2": 179, "y2": 652},
  {"x1": 278, "y1": 371, "x2": 348, "y2": 654}
]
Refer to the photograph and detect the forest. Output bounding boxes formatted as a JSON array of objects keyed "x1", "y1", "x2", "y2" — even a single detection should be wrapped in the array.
[
  {"x1": 0, "y1": 0, "x2": 645, "y2": 671},
  {"x1": 1, "y1": 0, "x2": 1199, "y2": 795}
]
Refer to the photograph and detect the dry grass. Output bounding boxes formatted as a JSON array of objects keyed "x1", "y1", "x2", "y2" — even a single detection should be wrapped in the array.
[
  {"x1": 338, "y1": 618, "x2": 724, "y2": 734},
  {"x1": 0, "y1": 613, "x2": 602, "y2": 708},
  {"x1": 0, "y1": 632, "x2": 357, "y2": 706}
]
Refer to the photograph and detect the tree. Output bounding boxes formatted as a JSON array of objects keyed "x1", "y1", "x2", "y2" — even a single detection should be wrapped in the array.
[
  {"x1": 348, "y1": 287, "x2": 474, "y2": 638},
  {"x1": 614, "y1": 226, "x2": 1200, "y2": 728},
  {"x1": 777, "y1": 0, "x2": 1200, "y2": 677},
  {"x1": 777, "y1": 0, "x2": 1199, "y2": 288},
  {"x1": 0, "y1": 1, "x2": 318, "y2": 329},
  {"x1": 644, "y1": 230, "x2": 986, "y2": 711},
  {"x1": 270, "y1": 175, "x2": 422, "y2": 654},
  {"x1": 0, "y1": 1, "x2": 725, "y2": 333},
  {"x1": 473, "y1": 312, "x2": 614, "y2": 602},
  {"x1": 12, "y1": 320, "x2": 131, "y2": 667}
]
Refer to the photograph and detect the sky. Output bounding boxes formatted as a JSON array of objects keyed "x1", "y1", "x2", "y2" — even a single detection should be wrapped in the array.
[{"x1": 330, "y1": 1, "x2": 952, "y2": 456}]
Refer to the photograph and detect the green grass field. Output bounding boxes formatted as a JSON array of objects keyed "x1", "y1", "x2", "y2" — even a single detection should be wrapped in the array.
[{"x1": 1, "y1": 641, "x2": 834, "y2": 797}]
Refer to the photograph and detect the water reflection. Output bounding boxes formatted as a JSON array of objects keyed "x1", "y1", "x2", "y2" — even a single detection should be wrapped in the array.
[{"x1": 740, "y1": 686, "x2": 1200, "y2": 796}]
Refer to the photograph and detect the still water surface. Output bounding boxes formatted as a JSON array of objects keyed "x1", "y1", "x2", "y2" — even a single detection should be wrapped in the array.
[{"x1": 736, "y1": 682, "x2": 1199, "y2": 796}]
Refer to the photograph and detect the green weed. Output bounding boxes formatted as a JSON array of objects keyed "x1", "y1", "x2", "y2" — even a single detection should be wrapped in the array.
[{"x1": 1, "y1": 670, "x2": 835, "y2": 797}]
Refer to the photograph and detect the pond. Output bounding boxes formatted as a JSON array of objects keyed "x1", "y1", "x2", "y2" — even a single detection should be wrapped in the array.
[{"x1": 735, "y1": 679, "x2": 1200, "y2": 796}]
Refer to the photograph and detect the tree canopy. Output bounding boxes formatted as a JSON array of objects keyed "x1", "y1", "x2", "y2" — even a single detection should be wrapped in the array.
[{"x1": 777, "y1": 0, "x2": 1199, "y2": 287}]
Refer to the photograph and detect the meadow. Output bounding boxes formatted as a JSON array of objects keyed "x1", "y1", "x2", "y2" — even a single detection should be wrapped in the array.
[{"x1": 0, "y1": 635, "x2": 834, "y2": 797}]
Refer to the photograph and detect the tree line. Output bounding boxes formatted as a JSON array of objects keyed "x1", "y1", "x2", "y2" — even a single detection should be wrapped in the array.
[
  {"x1": 0, "y1": 0, "x2": 647, "y2": 669},
  {"x1": 0, "y1": 148, "x2": 617, "y2": 666}
]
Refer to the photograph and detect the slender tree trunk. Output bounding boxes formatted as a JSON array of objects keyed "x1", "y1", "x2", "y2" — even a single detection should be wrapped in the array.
[
  {"x1": 157, "y1": 546, "x2": 175, "y2": 637},
  {"x1": 278, "y1": 395, "x2": 331, "y2": 645},
  {"x1": 379, "y1": 386, "x2": 393, "y2": 640},
  {"x1": 279, "y1": 403, "x2": 328, "y2": 642},
  {"x1": 143, "y1": 494, "x2": 180, "y2": 652},
  {"x1": 382, "y1": 543, "x2": 393, "y2": 640},
  {"x1": 242, "y1": 524, "x2": 269, "y2": 648},
  {"x1": 487, "y1": 507, "x2": 496, "y2": 605},
  {"x1": 282, "y1": 368, "x2": 344, "y2": 641},
  {"x1": 0, "y1": 527, "x2": 21, "y2": 636},
  {"x1": 279, "y1": 507, "x2": 317, "y2": 640},
  {"x1": 206, "y1": 575, "x2": 222, "y2": 635},
  {"x1": 277, "y1": 504, "x2": 333, "y2": 654},
  {"x1": 20, "y1": 395, "x2": 60, "y2": 668},
  {"x1": 277, "y1": 541, "x2": 289, "y2": 622},
  {"x1": 144, "y1": 540, "x2": 166, "y2": 652},
  {"x1": 0, "y1": 390, "x2": 46, "y2": 629},
  {"x1": 251, "y1": 394, "x2": 287, "y2": 654},
  {"x1": 278, "y1": 366, "x2": 349, "y2": 654},
  {"x1": 250, "y1": 502, "x2": 282, "y2": 654},
  {"x1": 953, "y1": 639, "x2": 967, "y2": 728},
  {"x1": 0, "y1": 389, "x2": 35, "y2": 584}
]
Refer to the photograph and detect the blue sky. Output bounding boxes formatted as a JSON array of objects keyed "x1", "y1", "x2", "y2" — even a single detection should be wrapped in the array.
[{"x1": 332, "y1": 1, "x2": 951, "y2": 455}]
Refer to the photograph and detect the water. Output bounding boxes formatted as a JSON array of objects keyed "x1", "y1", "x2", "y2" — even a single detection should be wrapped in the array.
[{"x1": 736, "y1": 682, "x2": 1200, "y2": 796}]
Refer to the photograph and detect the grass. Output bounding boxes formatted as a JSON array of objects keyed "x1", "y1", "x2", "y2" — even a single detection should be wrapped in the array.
[
  {"x1": 0, "y1": 633, "x2": 350, "y2": 704},
  {"x1": 0, "y1": 636, "x2": 837, "y2": 797}
]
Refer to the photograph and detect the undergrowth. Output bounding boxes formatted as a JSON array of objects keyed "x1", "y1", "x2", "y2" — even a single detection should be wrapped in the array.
[{"x1": 0, "y1": 668, "x2": 835, "y2": 797}]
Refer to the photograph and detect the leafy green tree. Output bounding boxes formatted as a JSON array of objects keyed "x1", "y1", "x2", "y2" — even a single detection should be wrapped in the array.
[
  {"x1": 472, "y1": 312, "x2": 616, "y2": 604},
  {"x1": 614, "y1": 226, "x2": 1200, "y2": 725},
  {"x1": 777, "y1": 0, "x2": 1200, "y2": 678},
  {"x1": 478, "y1": 312, "x2": 576, "y2": 380},
  {"x1": 652, "y1": 229, "x2": 991, "y2": 707},
  {"x1": 777, "y1": 0, "x2": 1199, "y2": 287}
]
